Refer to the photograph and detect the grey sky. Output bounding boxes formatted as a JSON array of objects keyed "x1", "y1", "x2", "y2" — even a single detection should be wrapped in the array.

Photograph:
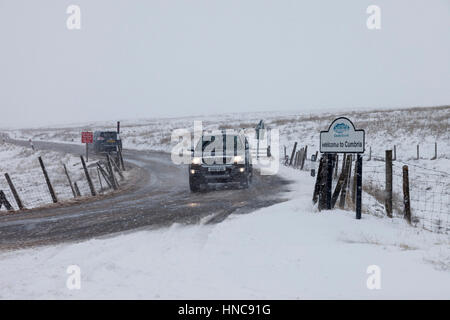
[{"x1": 0, "y1": 0, "x2": 449, "y2": 128}]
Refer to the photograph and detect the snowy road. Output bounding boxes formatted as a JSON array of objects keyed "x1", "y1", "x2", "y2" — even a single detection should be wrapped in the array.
[{"x1": 0, "y1": 140, "x2": 290, "y2": 250}]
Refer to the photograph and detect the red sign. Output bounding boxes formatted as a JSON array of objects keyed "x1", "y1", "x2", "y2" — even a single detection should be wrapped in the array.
[{"x1": 81, "y1": 131, "x2": 93, "y2": 144}]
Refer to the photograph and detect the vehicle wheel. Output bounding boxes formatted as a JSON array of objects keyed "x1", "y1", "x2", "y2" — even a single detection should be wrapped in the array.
[
  {"x1": 240, "y1": 175, "x2": 250, "y2": 189},
  {"x1": 189, "y1": 178, "x2": 201, "y2": 192}
]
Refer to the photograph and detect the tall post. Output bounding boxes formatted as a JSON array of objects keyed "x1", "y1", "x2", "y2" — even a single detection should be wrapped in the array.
[
  {"x1": 38, "y1": 156, "x2": 58, "y2": 203},
  {"x1": 0, "y1": 190, "x2": 13, "y2": 211},
  {"x1": 352, "y1": 158, "x2": 357, "y2": 204},
  {"x1": 313, "y1": 156, "x2": 325, "y2": 205},
  {"x1": 289, "y1": 142, "x2": 297, "y2": 166},
  {"x1": 334, "y1": 154, "x2": 339, "y2": 178},
  {"x1": 80, "y1": 155, "x2": 96, "y2": 196},
  {"x1": 341, "y1": 152, "x2": 346, "y2": 174},
  {"x1": 97, "y1": 162, "x2": 113, "y2": 189},
  {"x1": 385, "y1": 150, "x2": 393, "y2": 218},
  {"x1": 106, "y1": 154, "x2": 118, "y2": 190},
  {"x1": 356, "y1": 154, "x2": 363, "y2": 220},
  {"x1": 86, "y1": 142, "x2": 89, "y2": 162},
  {"x1": 326, "y1": 153, "x2": 333, "y2": 210},
  {"x1": 117, "y1": 121, "x2": 120, "y2": 134},
  {"x1": 432, "y1": 142, "x2": 437, "y2": 160},
  {"x1": 63, "y1": 164, "x2": 77, "y2": 198},
  {"x1": 73, "y1": 182, "x2": 81, "y2": 197},
  {"x1": 339, "y1": 154, "x2": 351, "y2": 209},
  {"x1": 402, "y1": 165, "x2": 411, "y2": 224},
  {"x1": 393, "y1": 145, "x2": 396, "y2": 161},
  {"x1": 118, "y1": 147, "x2": 125, "y2": 171},
  {"x1": 4, "y1": 173, "x2": 24, "y2": 210},
  {"x1": 301, "y1": 145, "x2": 308, "y2": 170},
  {"x1": 416, "y1": 145, "x2": 419, "y2": 160},
  {"x1": 257, "y1": 137, "x2": 260, "y2": 160}
]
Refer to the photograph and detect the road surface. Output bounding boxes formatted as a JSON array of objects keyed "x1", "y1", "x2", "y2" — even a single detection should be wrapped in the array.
[{"x1": 0, "y1": 139, "x2": 291, "y2": 250}]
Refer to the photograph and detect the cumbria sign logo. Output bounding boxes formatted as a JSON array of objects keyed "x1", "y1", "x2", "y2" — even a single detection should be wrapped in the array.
[
  {"x1": 332, "y1": 122, "x2": 350, "y2": 136},
  {"x1": 320, "y1": 117, "x2": 365, "y2": 153}
]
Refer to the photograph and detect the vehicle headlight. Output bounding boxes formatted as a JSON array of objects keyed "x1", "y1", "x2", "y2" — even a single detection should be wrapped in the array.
[
  {"x1": 191, "y1": 157, "x2": 202, "y2": 165},
  {"x1": 233, "y1": 155, "x2": 244, "y2": 163}
]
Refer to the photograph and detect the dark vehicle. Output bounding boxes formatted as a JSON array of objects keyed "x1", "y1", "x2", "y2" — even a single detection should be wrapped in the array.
[
  {"x1": 93, "y1": 131, "x2": 122, "y2": 153},
  {"x1": 189, "y1": 131, "x2": 253, "y2": 192}
]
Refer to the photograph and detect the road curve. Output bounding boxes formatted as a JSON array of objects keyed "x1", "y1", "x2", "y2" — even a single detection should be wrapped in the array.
[{"x1": 0, "y1": 140, "x2": 291, "y2": 250}]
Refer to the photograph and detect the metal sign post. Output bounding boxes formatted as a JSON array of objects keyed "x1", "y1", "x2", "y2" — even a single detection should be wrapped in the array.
[
  {"x1": 81, "y1": 131, "x2": 93, "y2": 162},
  {"x1": 319, "y1": 117, "x2": 365, "y2": 219},
  {"x1": 356, "y1": 154, "x2": 363, "y2": 219}
]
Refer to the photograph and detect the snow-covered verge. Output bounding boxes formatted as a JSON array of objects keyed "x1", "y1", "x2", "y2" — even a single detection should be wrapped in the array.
[
  {"x1": 0, "y1": 166, "x2": 449, "y2": 299},
  {"x1": 0, "y1": 142, "x2": 128, "y2": 211}
]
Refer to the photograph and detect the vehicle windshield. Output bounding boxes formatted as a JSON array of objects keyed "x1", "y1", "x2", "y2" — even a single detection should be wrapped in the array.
[
  {"x1": 195, "y1": 134, "x2": 244, "y2": 156},
  {"x1": 99, "y1": 132, "x2": 117, "y2": 140}
]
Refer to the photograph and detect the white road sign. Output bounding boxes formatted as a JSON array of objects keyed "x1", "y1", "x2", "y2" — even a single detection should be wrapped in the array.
[{"x1": 320, "y1": 117, "x2": 365, "y2": 153}]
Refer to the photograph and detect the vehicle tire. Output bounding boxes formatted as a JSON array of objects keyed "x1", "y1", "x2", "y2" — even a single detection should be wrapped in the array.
[
  {"x1": 240, "y1": 174, "x2": 250, "y2": 189},
  {"x1": 189, "y1": 178, "x2": 201, "y2": 192}
]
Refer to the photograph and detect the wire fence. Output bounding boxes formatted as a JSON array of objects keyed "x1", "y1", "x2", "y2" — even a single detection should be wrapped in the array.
[
  {"x1": 282, "y1": 142, "x2": 449, "y2": 235},
  {"x1": 0, "y1": 154, "x2": 124, "y2": 213},
  {"x1": 363, "y1": 154, "x2": 450, "y2": 234}
]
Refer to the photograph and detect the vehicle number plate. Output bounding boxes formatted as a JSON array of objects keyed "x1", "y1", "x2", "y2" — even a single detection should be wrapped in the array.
[{"x1": 208, "y1": 166, "x2": 226, "y2": 172}]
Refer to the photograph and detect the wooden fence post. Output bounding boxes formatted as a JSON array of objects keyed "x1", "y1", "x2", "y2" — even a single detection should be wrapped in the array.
[
  {"x1": 73, "y1": 182, "x2": 81, "y2": 197},
  {"x1": 334, "y1": 154, "x2": 339, "y2": 178},
  {"x1": 80, "y1": 155, "x2": 96, "y2": 196},
  {"x1": 4, "y1": 173, "x2": 24, "y2": 210},
  {"x1": 0, "y1": 190, "x2": 14, "y2": 211},
  {"x1": 118, "y1": 147, "x2": 126, "y2": 171},
  {"x1": 341, "y1": 152, "x2": 347, "y2": 174},
  {"x1": 318, "y1": 156, "x2": 329, "y2": 211},
  {"x1": 97, "y1": 162, "x2": 113, "y2": 189},
  {"x1": 97, "y1": 168, "x2": 103, "y2": 191},
  {"x1": 38, "y1": 156, "x2": 58, "y2": 203},
  {"x1": 416, "y1": 145, "x2": 419, "y2": 160},
  {"x1": 339, "y1": 154, "x2": 351, "y2": 209},
  {"x1": 431, "y1": 142, "x2": 437, "y2": 160},
  {"x1": 301, "y1": 145, "x2": 308, "y2": 170},
  {"x1": 331, "y1": 158, "x2": 347, "y2": 208},
  {"x1": 325, "y1": 153, "x2": 334, "y2": 210},
  {"x1": 111, "y1": 156, "x2": 124, "y2": 180},
  {"x1": 385, "y1": 150, "x2": 393, "y2": 218},
  {"x1": 312, "y1": 155, "x2": 325, "y2": 205},
  {"x1": 106, "y1": 154, "x2": 119, "y2": 190},
  {"x1": 63, "y1": 164, "x2": 77, "y2": 198},
  {"x1": 289, "y1": 142, "x2": 297, "y2": 166},
  {"x1": 402, "y1": 165, "x2": 411, "y2": 224}
]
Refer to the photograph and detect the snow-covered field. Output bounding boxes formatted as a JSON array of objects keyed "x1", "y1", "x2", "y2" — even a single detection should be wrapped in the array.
[
  {"x1": 5, "y1": 106, "x2": 449, "y2": 160},
  {"x1": 3, "y1": 106, "x2": 449, "y2": 231},
  {"x1": 0, "y1": 106, "x2": 448, "y2": 299},
  {"x1": 0, "y1": 166, "x2": 449, "y2": 299},
  {"x1": 0, "y1": 143, "x2": 125, "y2": 211}
]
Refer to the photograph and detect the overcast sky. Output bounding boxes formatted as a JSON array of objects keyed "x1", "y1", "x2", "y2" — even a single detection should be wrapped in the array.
[{"x1": 0, "y1": 0, "x2": 449, "y2": 128}]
